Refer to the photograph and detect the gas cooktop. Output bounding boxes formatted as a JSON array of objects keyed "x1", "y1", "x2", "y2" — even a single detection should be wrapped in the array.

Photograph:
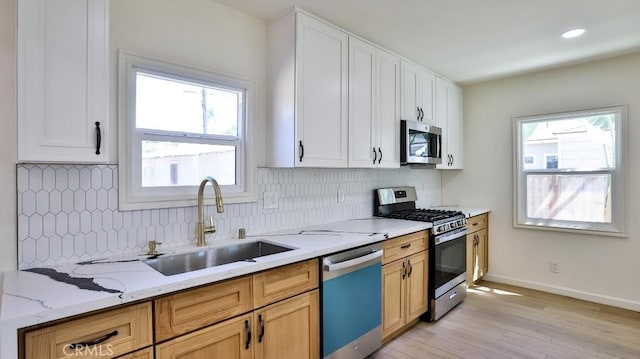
[
  {"x1": 380, "y1": 208, "x2": 463, "y2": 223},
  {"x1": 374, "y1": 186, "x2": 467, "y2": 234}
]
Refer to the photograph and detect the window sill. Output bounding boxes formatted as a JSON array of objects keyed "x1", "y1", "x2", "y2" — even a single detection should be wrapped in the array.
[{"x1": 513, "y1": 222, "x2": 627, "y2": 238}]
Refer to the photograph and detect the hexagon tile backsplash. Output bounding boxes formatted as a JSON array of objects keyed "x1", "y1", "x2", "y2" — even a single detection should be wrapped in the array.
[{"x1": 16, "y1": 164, "x2": 441, "y2": 269}]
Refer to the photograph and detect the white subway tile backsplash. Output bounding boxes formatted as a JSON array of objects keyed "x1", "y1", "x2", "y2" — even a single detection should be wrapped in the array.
[{"x1": 17, "y1": 164, "x2": 441, "y2": 269}]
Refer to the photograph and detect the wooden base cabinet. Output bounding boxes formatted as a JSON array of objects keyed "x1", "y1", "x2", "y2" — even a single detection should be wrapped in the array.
[
  {"x1": 466, "y1": 214, "x2": 489, "y2": 286},
  {"x1": 154, "y1": 259, "x2": 319, "y2": 359},
  {"x1": 254, "y1": 290, "x2": 319, "y2": 359},
  {"x1": 381, "y1": 231, "x2": 429, "y2": 341}
]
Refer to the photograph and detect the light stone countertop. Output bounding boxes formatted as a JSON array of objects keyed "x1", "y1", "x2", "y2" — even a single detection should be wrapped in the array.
[{"x1": 0, "y1": 217, "x2": 430, "y2": 359}]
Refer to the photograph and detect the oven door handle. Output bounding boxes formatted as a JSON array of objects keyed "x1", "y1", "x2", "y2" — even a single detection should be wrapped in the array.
[
  {"x1": 435, "y1": 229, "x2": 468, "y2": 245},
  {"x1": 323, "y1": 250, "x2": 382, "y2": 272}
]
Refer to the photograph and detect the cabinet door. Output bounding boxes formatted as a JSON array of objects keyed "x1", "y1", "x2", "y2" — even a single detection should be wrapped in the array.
[
  {"x1": 155, "y1": 313, "x2": 253, "y2": 359},
  {"x1": 436, "y1": 77, "x2": 464, "y2": 169},
  {"x1": 400, "y1": 61, "x2": 419, "y2": 121},
  {"x1": 377, "y1": 49, "x2": 400, "y2": 168},
  {"x1": 17, "y1": 0, "x2": 109, "y2": 163},
  {"x1": 448, "y1": 83, "x2": 464, "y2": 169},
  {"x1": 467, "y1": 229, "x2": 488, "y2": 285},
  {"x1": 477, "y1": 228, "x2": 488, "y2": 279},
  {"x1": 254, "y1": 290, "x2": 319, "y2": 359},
  {"x1": 405, "y1": 251, "x2": 429, "y2": 322},
  {"x1": 348, "y1": 37, "x2": 377, "y2": 168},
  {"x1": 295, "y1": 13, "x2": 348, "y2": 167},
  {"x1": 381, "y1": 259, "x2": 405, "y2": 339},
  {"x1": 417, "y1": 71, "x2": 435, "y2": 125},
  {"x1": 466, "y1": 232, "x2": 476, "y2": 286},
  {"x1": 435, "y1": 77, "x2": 449, "y2": 169}
]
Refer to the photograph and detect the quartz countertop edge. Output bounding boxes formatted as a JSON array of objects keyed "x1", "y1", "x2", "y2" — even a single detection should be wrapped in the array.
[{"x1": 0, "y1": 217, "x2": 430, "y2": 359}]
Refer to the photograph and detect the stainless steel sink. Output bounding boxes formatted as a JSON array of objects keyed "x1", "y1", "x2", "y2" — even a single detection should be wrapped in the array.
[{"x1": 144, "y1": 241, "x2": 296, "y2": 276}]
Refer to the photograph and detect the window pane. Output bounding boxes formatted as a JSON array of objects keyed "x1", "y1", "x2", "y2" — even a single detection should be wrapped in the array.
[
  {"x1": 526, "y1": 174, "x2": 611, "y2": 223},
  {"x1": 136, "y1": 72, "x2": 240, "y2": 136},
  {"x1": 141, "y1": 141, "x2": 236, "y2": 187},
  {"x1": 522, "y1": 114, "x2": 615, "y2": 170}
]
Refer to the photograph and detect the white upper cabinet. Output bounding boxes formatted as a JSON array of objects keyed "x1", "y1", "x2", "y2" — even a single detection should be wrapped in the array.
[
  {"x1": 400, "y1": 61, "x2": 435, "y2": 125},
  {"x1": 17, "y1": 0, "x2": 109, "y2": 163},
  {"x1": 348, "y1": 37, "x2": 400, "y2": 168},
  {"x1": 435, "y1": 77, "x2": 464, "y2": 169},
  {"x1": 376, "y1": 49, "x2": 401, "y2": 168},
  {"x1": 268, "y1": 10, "x2": 349, "y2": 167}
]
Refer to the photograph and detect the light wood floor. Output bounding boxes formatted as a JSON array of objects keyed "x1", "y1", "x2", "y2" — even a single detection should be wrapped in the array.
[{"x1": 371, "y1": 281, "x2": 640, "y2": 359}]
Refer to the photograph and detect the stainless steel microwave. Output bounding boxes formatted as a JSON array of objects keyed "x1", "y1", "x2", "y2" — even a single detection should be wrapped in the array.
[{"x1": 400, "y1": 120, "x2": 442, "y2": 166}]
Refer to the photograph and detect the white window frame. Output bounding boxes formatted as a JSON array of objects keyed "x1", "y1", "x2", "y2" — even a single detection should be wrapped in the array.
[
  {"x1": 118, "y1": 51, "x2": 256, "y2": 210},
  {"x1": 513, "y1": 105, "x2": 628, "y2": 237}
]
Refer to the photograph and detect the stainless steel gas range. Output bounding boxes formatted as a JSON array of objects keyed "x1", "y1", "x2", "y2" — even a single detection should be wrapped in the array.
[{"x1": 375, "y1": 186, "x2": 467, "y2": 321}]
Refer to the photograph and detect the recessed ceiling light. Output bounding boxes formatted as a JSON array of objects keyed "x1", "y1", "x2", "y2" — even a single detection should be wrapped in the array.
[{"x1": 562, "y1": 28, "x2": 586, "y2": 39}]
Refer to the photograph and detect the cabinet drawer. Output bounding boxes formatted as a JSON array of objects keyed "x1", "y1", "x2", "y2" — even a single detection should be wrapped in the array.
[
  {"x1": 382, "y1": 231, "x2": 428, "y2": 265},
  {"x1": 467, "y1": 214, "x2": 488, "y2": 232},
  {"x1": 24, "y1": 302, "x2": 152, "y2": 359},
  {"x1": 155, "y1": 276, "x2": 252, "y2": 342},
  {"x1": 253, "y1": 259, "x2": 319, "y2": 308}
]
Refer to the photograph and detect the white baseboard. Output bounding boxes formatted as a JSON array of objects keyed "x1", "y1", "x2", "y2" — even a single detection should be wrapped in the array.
[{"x1": 483, "y1": 273, "x2": 640, "y2": 312}]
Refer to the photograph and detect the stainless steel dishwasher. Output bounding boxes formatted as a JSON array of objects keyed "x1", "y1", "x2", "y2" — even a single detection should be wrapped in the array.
[{"x1": 321, "y1": 243, "x2": 382, "y2": 359}]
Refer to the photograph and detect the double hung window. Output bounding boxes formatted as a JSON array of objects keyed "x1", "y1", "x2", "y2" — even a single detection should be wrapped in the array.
[
  {"x1": 513, "y1": 106, "x2": 627, "y2": 236},
  {"x1": 119, "y1": 52, "x2": 255, "y2": 209}
]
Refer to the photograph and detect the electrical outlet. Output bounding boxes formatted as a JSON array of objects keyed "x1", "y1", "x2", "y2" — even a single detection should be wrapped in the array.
[
  {"x1": 264, "y1": 192, "x2": 279, "y2": 209},
  {"x1": 550, "y1": 260, "x2": 559, "y2": 273},
  {"x1": 337, "y1": 188, "x2": 345, "y2": 203}
]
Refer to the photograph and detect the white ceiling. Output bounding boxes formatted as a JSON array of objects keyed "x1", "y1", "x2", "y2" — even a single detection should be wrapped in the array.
[{"x1": 214, "y1": 0, "x2": 640, "y2": 84}]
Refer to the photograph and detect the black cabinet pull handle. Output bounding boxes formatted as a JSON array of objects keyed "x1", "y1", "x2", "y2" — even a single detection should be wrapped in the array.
[
  {"x1": 420, "y1": 107, "x2": 424, "y2": 121},
  {"x1": 95, "y1": 122, "x2": 101, "y2": 155},
  {"x1": 407, "y1": 259, "x2": 413, "y2": 277},
  {"x1": 373, "y1": 147, "x2": 377, "y2": 165},
  {"x1": 402, "y1": 261, "x2": 406, "y2": 279},
  {"x1": 299, "y1": 141, "x2": 304, "y2": 162},
  {"x1": 244, "y1": 320, "x2": 251, "y2": 349},
  {"x1": 400, "y1": 243, "x2": 411, "y2": 249},
  {"x1": 69, "y1": 330, "x2": 118, "y2": 349},
  {"x1": 258, "y1": 314, "x2": 265, "y2": 343},
  {"x1": 378, "y1": 147, "x2": 382, "y2": 164},
  {"x1": 416, "y1": 107, "x2": 420, "y2": 121}
]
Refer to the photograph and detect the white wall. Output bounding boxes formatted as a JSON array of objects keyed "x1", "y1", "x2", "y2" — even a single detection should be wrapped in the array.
[
  {"x1": 0, "y1": 0, "x2": 17, "y2": 273},
  {"x1": 443, "y1": 52, "x2": 640, "y2": 310},
  {"x1": 109, "y1": 0, "x2": 268, "y2": 166}
]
